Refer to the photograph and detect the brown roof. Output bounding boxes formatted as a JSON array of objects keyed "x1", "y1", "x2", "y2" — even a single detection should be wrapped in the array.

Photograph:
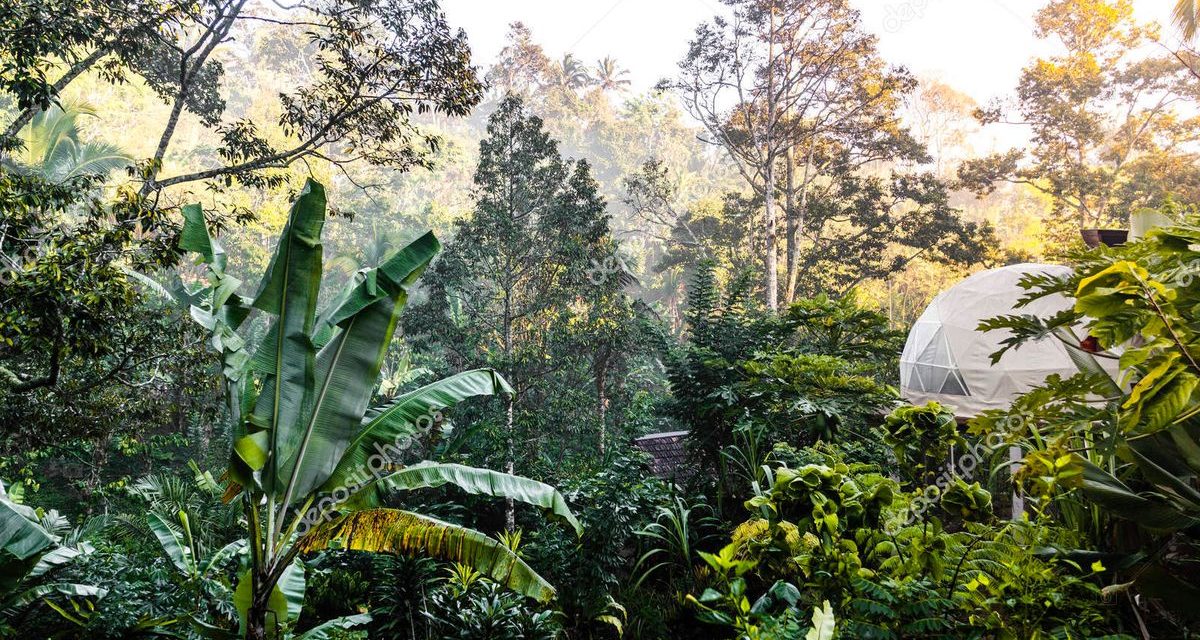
[{"x1": 633, "y1": 430, "x2": 689, "y2": 478}]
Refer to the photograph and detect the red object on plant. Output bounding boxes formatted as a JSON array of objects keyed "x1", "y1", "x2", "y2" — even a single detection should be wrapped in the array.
[{"x1": 1079, "y1": 335, "x2": 1101, "y2": 353}]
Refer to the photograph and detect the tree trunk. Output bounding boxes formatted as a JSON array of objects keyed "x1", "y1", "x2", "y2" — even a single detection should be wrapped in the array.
[
  {"x1": 595, "y1": 350, "x2": 609, "y2": 456},
  {"x1": 784, "y1": 147, "x2": 797, "y2": 306},
  {"x1": 763, "y1": 3, "x2": 779, "y2": 311},
  {"x1": 786, "y1": 139, "x2": 814, "y2": 301},
  {"x1": 246, "y1": 606, "x2": 268, "y2": 640},
  {"x1": 503, "y1": 293, "x2": 516, "y2": 532}
]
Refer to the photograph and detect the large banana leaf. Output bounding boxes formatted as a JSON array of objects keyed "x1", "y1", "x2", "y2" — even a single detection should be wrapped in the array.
[
  {"x1": 0, "y1": 491, "x2": 57, "y2": 593},
  {"x1": 374, "y1": 462, "x2": 582, "y2": 536},
  {"x1": 278, "y1": 232, "x2": 440, "y2": 506},
  {"x1": 297, "y1": 509, "x2": 556, "y2": 602},
  {"x1": 29, "y1": 545, "x2": 82, "y2": 578},
  {"x1": 202, "y1": 539, "x2": 247, "y2": 577},
  {"x1": 148, "y1": 512, "x2": 196, "y2": 577},
  {"x1": 246, "y1": 179, "x2": 326, "y2": 493},
  {"x1": 320, "y1": 369, "x2": 512, "y2": 494},
  {"x1": 4, "y1": 582, "x2": 106, "y2": 613}
]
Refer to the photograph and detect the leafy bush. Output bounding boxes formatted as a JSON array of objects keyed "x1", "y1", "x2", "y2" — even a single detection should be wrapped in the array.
[
  {"x1": 973, "y1": 209, "x2": 1200, "y2": 633},
  {"x1": 685, "y1": 443, "x2": 1125, "y2": 639},
  {"x1": 423, "y1": 565, "x2": 561, "y2": 640},
  {"x1": 524, "y1": 454, "x2": 672, "y2": 637}
]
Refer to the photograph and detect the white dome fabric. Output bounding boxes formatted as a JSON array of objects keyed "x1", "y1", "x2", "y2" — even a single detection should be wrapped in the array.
[{"x1": 900, "y1": 263, "x2": 1082, "y2": 418}]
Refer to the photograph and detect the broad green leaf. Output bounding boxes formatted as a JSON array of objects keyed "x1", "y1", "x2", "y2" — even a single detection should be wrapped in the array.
[
  {"x1": 320, "y1": 369, "x2": 512, "y2": 494},
  {"x1": 29, "y1": 545, "x2": 81, "y2": 578},
  {"x1": 148, "y1": 512, "x2": 195, "y2": 577},
  {"x1": 269, "y1": 560, "x2": 305, "y2": 627},
  {"x1": 297, "y1": 508, "x2": 555, "y2": 602},
  {"x1": 279, "y1": 232, "x2": 440, "y2": 505},
  {"x1": 375, "y1": 462, "x2": 582, "y2": 536},
  {"x1": 202, "y1": 539, "x2": 247, "y2": 576},
  {"x1": 180, "y1": 203, "x2": 222, "y2": 270},
  {"x1": 233, "y1": 560, "x2": 304, "y2": 638},
  {"x1": 1131, "y1": 208, "x2": 1176, "y2": 240},
  {"x1": 0, "y1": 491, "x2": 57, "y2": 592},
  {"x1": 0, "y1": 494, "x2": 55, "y2": 561},
  {"x1": 1078, "y1": 456, "x2": 1199, "y2": 530},
  {"x1": 6, "y1": 582, "x2": 106, "y2": 612},
  {"x1": 247, "y1": 179, "x2": 326, "y2": 493}
]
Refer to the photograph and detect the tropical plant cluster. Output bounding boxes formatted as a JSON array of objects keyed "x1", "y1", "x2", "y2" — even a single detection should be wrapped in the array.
[{"x1": 5, "y1": 0, "x2": 1200, "y2": 638}]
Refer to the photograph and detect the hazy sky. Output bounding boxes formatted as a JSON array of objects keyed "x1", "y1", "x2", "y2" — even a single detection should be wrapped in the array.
[{"x1": 441, "y1": 0, "x2": 1180, "y2": 107}]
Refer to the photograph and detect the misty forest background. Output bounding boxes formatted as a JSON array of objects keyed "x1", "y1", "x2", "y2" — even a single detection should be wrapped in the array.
[{"x1": 3, "y1": 0, "x2": 1200, "y2": 638}]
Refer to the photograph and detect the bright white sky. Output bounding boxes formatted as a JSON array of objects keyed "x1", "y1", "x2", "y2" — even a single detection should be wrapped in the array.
[{"x1": 441, "y1": 0, "x2": 1180, "y2": 107}]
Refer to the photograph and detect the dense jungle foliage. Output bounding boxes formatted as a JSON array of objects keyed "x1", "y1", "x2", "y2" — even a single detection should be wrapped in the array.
[{"x1": 2, "y1": 0, "x2": 1200, "y2": 638}]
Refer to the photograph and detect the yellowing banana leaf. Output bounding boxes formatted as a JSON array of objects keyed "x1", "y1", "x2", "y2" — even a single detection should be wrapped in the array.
[{"x1": 297, "y1": 509, "x2": 555, "y2": 602}]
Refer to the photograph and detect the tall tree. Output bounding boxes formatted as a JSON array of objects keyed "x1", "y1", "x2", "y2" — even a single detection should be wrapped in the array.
[
  {"x1": 594, "y1": 56, "x2": 631, "y2": 93},
  {"x1": 549, "y1": 53, "x2": 592, "y2": 91},
  {"x1": 408, "y1": 95, "x2": 616, "y2": 527},
  {"x1": 958, "y1": 0, "x2": 1200, "y2": 234},
  {"x1": 485, "y1": 22, "x2": 552, "y2": 97},
  {"x1": 909, "y1": 78, "x2": 977, "y2": 178},
  {"x1": 0, "y1": 0, "x2": 484, "y2": 202},
  {"x1": 667, "y1": 0, "x2": 925, "y2": 307}
]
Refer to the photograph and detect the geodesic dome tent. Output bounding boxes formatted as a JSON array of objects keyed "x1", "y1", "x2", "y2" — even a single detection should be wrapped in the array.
[{"x1": 899, "y1": 263, "x2": 1093, "y2": 418}]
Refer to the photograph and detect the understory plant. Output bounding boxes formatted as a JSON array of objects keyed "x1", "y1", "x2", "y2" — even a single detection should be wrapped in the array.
[
  {"x1": 167, "y1": 179, "x2": 582, "y2": 638},
  {"x1": 0, "y1": 481, "x2": 103, "y2": 634},
  {"x1": 687, "y1": 443, "x2": 1125, "y2": 639},
  {"x1": 973, "y1": 208, "x2": 1200, "y2": 633}
]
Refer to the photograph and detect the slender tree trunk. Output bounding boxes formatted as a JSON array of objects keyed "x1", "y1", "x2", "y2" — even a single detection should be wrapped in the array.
[
  {"x1": 140, "y1": 0, "x2": 248, "y2": 197},
  {"x1": 595, "y1": 350, "x2": 609, "y2": 457},
  {"x1": 763, "y1": 3, "x2": 779, "y2": 311},
  {"x1": 503, "y1": 293, "x2": 516, "y2": 532},
  {"x1": 784, "y1": 147, "x2": 797, "y2": 306},
  {"x1": 786, "y1": 139, "x2": 814, "y2": 301},
  {"x1": 246, "y1": 605, "x2": 268, "y2": 640}
]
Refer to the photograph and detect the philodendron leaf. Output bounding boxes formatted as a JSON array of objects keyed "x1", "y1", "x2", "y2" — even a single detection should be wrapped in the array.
[{"x1": 806, "y1": 600, "x2": 836, "y2": 640}]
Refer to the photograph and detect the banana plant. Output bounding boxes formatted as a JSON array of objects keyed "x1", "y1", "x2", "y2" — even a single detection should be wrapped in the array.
[
  {"x1": 0, "y1": 481, "x2": 103, "y2": 633},
  {"x1": 172, "y1": 180, "x2": 581, "y2": 639}
]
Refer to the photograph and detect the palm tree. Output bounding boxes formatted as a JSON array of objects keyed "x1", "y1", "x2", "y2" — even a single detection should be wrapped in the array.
[
  {"x1": 594, "y1": 56, "x2": 631, "y2": 92},
  {"x1": 4, "y1": 100, "x2": 129, "y2": 184},
  {"x1": 170, "y1": 180, "x2": 581, "y2": 639},
  {"x1": 550, "y1": 53, "x2": 592, "y2": 90},
  {"x1": 1176, "y1": 0, "x2": 1199, "y2": 40}
]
